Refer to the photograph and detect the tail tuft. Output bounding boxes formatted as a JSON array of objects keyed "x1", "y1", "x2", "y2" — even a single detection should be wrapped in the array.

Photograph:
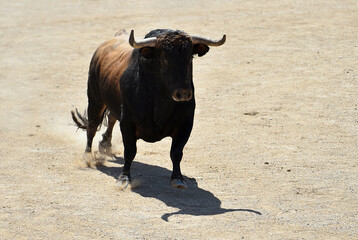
[
  {"x1": 115, "y1": 29, "x2": 127, "y2": 37},
  {"x1": 71, "y1": 108, "x2": 109, "y2": 131},
  {"x1": 71, "y1": 108, "x2": 88, "y2": 130}
]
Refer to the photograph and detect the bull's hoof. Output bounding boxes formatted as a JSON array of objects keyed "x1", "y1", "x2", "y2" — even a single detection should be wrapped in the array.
[
  {"x1": 116, "y1": 174, "x2": 132, "y2": 190},
  {"x1": 80, "y1": 151, "x2": 105, "y2": 168},
  {"x1": 98, "y1": 141, "x2": 112, "y2": 155},
  {"x1": 83, "y1": 152, "x2": 96, "y2": 168},
  {"x1": 170, "y1": 179, "x2": 187, "y2": 189}
]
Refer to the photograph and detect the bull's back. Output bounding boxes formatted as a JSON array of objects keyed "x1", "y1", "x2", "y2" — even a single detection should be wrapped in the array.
[{"x1": 88, "y1": 33, "x2": 133, "y2": 117}]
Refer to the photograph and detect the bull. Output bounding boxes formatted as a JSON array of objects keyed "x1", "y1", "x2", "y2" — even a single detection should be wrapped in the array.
[{"x1": 71, "y1": 29, "x2": 225, "y2": 189}]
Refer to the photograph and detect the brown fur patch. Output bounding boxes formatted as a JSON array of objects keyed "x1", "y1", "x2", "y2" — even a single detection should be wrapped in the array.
[{"x1": 91, "y1": 34, "x2": 133, "y2": 104}]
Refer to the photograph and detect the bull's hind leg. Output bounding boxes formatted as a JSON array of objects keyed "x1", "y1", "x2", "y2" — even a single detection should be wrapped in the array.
[
  {"x1": 83, "y1": 100, "x2": 106, "y2": 167},
  {"x1": 99, "y1": 112, "x2": 117, "y2": 155}
]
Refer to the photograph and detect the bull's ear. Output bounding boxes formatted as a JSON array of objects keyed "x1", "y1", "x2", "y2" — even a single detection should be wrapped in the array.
[
  {"x1": 140, "y1": 47, "x2": 155, "y2": 59},
  {"x1": 193, "y1": 44, "x2": 210, "y2": 57}
]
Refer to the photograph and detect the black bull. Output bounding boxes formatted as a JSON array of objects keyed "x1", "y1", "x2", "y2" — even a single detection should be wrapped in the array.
[{"x1": 71, "y1": 29, "x2": 225, "y2": 189}]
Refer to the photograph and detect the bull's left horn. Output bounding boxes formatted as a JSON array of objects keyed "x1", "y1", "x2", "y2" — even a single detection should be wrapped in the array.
[
  {"x1": 191, "y1": 34, "x2": 226, "y2": 46},
  {"x1": 129, "y1": 30, "x2": 157, "y2": 48}
]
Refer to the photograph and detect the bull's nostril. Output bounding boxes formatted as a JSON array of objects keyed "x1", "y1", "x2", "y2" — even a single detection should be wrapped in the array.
[
  {"x1": 173, "y1": 89, "x2": 192, "y2": 101},
  {"x1": 176, "y1": 92, "x2": 182, "y2": 100}
]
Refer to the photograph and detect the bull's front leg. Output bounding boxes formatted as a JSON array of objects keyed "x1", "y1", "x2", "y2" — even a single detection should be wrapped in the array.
[
  {"x1": 117, "y1": 119, "x2": 137, "y2": 189},
  {"x1": 170, "y1": 121, "x2": 193, "y2": 189}
]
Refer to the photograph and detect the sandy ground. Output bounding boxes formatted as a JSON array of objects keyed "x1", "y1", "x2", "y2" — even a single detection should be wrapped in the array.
[{"x1": 1, "y1": 0, "x2": 358, "y2": 239}]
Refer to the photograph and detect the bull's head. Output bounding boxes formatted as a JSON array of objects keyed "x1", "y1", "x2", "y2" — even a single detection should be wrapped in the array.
[{"x1": 129, "y1": 30, "x2": 226, "y2": 102}]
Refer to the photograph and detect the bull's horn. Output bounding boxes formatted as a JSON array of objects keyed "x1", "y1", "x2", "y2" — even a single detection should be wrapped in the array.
[
  {"x1": 129, "y1": 30, "x2": 157, "y2": 48},
  {"x1": 191, "y1": 34, "x2": 226, "y2": 46}
]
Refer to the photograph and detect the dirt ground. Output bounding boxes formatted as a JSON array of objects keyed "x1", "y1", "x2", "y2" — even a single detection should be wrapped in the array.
[{"x1": 1, "y1": 0, "x2": 357, "y2": 239}]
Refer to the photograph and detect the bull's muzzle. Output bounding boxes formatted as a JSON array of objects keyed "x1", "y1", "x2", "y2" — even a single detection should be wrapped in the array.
[{"x1": 172, "y1": 89, "x2": 193, "y2": 102}]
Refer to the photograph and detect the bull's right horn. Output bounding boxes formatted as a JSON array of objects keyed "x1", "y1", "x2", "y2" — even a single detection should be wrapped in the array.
[
  {"x1": 129, "y1": 30, "x2": 157, "y2": 48},
  {"x1": 191, "y1": 34, "x2": 226, "y2": 46}
]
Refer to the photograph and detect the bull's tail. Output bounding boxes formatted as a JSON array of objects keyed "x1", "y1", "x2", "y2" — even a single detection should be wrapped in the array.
[
  {"x1": 71, "y1": 108, "x2": 88, "y2": 130},
  {"x1": 115, "y1": 29, "x2": 127, "y2": 37},
  {"x1": 71, "y1": 108, "x2": 109, "y2": 131}
]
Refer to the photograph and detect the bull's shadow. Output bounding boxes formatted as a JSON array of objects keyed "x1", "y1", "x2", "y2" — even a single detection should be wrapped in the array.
[{"x1": 97, "y1": 155, "x2": 261, "y2": 221}]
